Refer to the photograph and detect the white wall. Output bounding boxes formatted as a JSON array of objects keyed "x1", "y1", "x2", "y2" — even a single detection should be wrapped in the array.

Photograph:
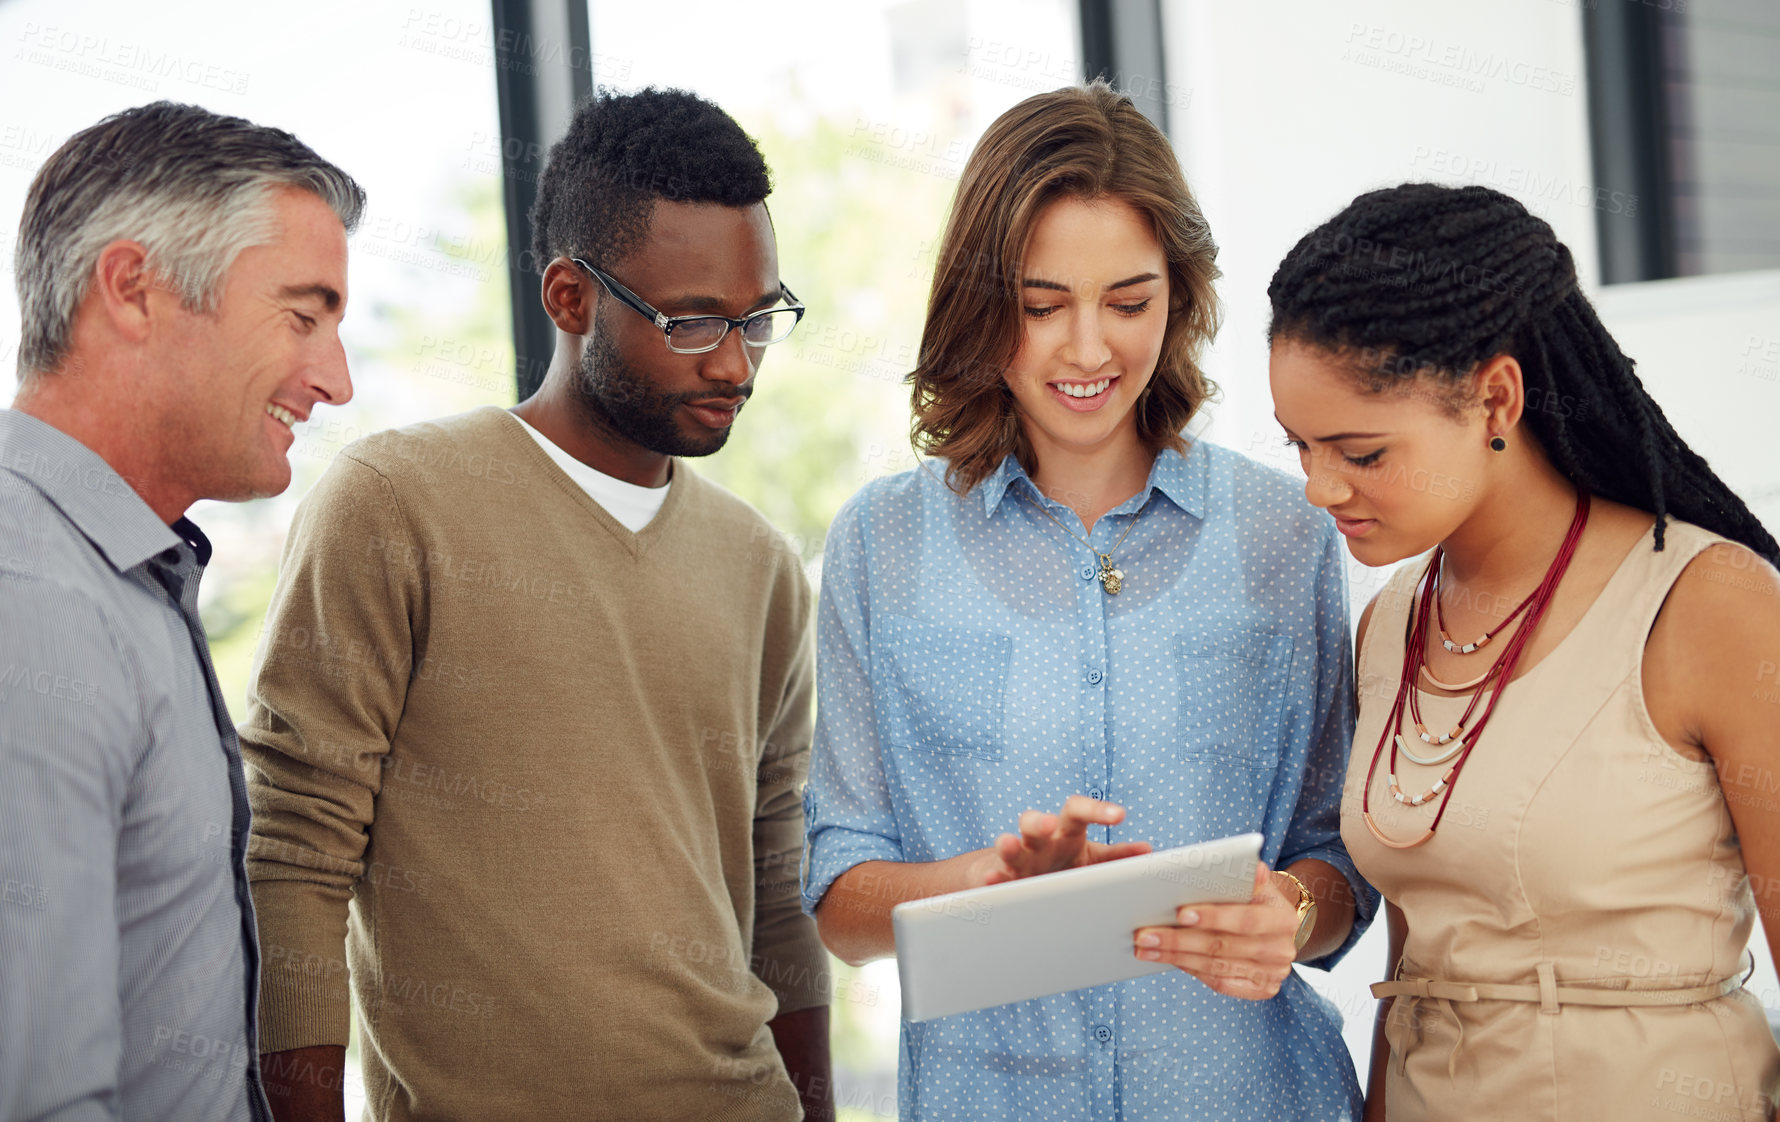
[
  {"x1": 1593, "y1": 270, "x2": 1780, "y2": 533},
  {"x1": 1159, "y1": 0, "x2": 1780, "y2": 1075}
]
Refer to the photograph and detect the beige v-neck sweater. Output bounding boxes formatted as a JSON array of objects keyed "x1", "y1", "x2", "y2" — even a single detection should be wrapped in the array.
[{"x1": 241, "y1": 406, "x2": 825, "y2": 1121}]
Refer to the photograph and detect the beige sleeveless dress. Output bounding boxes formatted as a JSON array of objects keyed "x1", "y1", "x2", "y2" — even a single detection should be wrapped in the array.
[{"x1": 1342, "y1": 519, "x2": 1780, "y2": 1121}]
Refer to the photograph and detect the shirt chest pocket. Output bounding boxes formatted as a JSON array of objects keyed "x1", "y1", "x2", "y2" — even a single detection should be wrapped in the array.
[
  {"x1": 874, "y1": 615, "x2": 1011, "y2": 762},
  {"x1": 1174, "y1": 628, "x2": 1295, "y2": 769}
]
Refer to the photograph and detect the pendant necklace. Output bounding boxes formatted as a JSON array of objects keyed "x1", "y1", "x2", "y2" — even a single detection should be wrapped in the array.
[
  {"x1": 905, "y1": 441, "x2": 1149, "y2": 596},
  {"x1": 1032, "y1": 493, "x2": 1151, "y2": 596}
]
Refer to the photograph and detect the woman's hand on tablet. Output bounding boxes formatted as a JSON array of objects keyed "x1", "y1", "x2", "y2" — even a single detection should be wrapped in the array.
[
  {"x1": 1131, "y1": 861, "x2": 1299, "y2": 1000},
  {"x1": 982, "y1": 795, "x2": 1154, "y2": 885}
]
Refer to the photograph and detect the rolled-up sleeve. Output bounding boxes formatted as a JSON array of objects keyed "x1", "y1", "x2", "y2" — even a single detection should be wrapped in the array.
[
  {"x1": 0, "y1": 587, "x2": 138, "y2": 1121},
  {"x1": 1278, "y1": 520, "x2": 1377, "y2": 970},
  {"x1": 801, "y1": 496, "x2": 904, "y2": 914}
]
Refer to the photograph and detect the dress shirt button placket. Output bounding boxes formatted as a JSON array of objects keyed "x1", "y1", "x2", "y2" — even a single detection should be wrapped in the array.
[
  {"x1": 1087, "y1": 1018, "x2": 1118, "y2": 1120},
  {"x1": 1077, "y1": 530, "x2": 1112, "y2": 852},
  {"x1": 1082, "y1": 512, "x2": 1121, "y2": 1122}
]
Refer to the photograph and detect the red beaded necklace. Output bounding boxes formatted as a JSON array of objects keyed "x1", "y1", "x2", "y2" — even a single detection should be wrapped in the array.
[{"x1": 1362, "y1": 492, "x2": 1592, "y2": 849}]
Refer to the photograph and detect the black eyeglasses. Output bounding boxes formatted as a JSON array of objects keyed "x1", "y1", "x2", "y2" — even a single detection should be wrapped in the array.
[{"x1": 570, "y1": 258, "x2": 805, "y2": 355}]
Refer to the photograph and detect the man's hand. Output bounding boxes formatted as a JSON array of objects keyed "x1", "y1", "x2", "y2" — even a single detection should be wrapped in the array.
[
  {"x1": 983, "y1": 796, "x2": 1153, "y2": 885},
  {"x1": 260, "y1": 1045, "x2": 347, "y2": 1122},
  {"x1": 769, "y1": 1005, "x2": 832, "y2": 1122}
]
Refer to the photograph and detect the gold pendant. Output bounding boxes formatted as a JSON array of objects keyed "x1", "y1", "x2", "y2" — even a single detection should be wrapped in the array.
[{"x1": 1099, "y1": 564, "x2": 1124, "y2": 595}]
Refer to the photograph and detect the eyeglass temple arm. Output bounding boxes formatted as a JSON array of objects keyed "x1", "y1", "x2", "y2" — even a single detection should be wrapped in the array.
[
  {"x1": 571, "y1": 258, "x2": 669, "y2": 328},
  {"x1": 604, "y1": 273, "x2": 671, "y2": 329}
]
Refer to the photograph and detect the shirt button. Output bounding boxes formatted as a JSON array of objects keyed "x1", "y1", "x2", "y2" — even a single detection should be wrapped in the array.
[
  {"x1": 1093, "y1": 1024, "x2": 1113, "y2": 1044},
  {"x1": 1081, "y1": 565, "x2": 1097, "y2": 581},
  {"x1": 1086, "y1": 669, "x2": 1103, "y2": 685},
  {"x1": 1087, "y1": 786, "x2": 1105, "y2": 801}
]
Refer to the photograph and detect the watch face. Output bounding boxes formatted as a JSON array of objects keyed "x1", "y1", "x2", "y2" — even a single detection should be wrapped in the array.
[
  {"x1": 1295, "y1": 904, "x2": 1317, "y2": 951},
  {"x1": 1281, "y1": 871, "x2": 1315, "y2": 950}
]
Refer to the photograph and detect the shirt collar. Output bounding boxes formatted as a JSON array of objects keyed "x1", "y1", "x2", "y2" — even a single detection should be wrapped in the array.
[
  {"x1": 0, "y1": 409, "x2": 185, "y2": 573},
  {"x1": 978, "y1": 440, "x2": 1210, "y2": 521}
]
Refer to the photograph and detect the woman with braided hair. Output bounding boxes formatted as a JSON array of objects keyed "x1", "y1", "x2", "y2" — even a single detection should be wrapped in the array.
[{"x1": 1268, "y1": 181, "x2": 1780, "y2": 1120}]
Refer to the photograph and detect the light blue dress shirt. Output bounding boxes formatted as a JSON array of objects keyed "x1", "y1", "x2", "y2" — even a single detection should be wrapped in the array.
[
  {"x1": 0, "y1": 410, "x2": 268, "y2": 1121},
  {"x1": 803, "y1": 440, "x2": 1375, "y2": 1122}
]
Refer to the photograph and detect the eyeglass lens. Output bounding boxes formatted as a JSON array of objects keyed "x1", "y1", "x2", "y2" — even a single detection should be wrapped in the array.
[{"x1": 667, "y1": 308, "x2": 801, "y2": 352}]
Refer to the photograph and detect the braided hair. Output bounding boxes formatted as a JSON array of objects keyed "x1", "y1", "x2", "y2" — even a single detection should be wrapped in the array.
[{"x1": 1267, "y1": 182, "x2": 1778, "y2": 567}]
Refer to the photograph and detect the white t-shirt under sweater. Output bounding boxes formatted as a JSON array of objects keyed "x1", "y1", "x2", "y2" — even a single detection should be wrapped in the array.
[{"x1": 510, "y1": 411, "x2": 669, "y2": 532}]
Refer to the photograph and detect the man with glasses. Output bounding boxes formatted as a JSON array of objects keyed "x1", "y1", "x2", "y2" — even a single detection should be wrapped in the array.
[{"x1": 242, "y1": 89, "x2": 830, "y2": 1121}]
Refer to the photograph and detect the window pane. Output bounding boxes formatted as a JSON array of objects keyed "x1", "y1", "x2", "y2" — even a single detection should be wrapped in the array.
[{"x1": 1660, "y1": 1, "x2": 1780, "y2": 275}]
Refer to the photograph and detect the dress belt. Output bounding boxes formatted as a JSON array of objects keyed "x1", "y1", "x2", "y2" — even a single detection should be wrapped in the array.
[{"x1": 1371, "y1": 956, "x2": 1753, "y2": 1079}]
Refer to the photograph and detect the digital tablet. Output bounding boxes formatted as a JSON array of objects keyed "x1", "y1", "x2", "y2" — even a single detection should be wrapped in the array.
[{"x1": 892, "y1": 832, "x2": 1263, "y2": 1022}]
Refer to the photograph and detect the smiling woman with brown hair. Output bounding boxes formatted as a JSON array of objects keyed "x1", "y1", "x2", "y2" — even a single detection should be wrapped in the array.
[
  {"x1": 906, "y1": 84, "x2": 1220, "y2": 497},
  {"x1": 799, "y1": 82, "x2": 1378, "y2": 1121}
]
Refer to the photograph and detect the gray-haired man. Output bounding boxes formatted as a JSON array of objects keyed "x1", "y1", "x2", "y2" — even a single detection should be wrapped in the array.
[{"x1": 0, "y1": 102, "x2": 362, "y2": 1121}]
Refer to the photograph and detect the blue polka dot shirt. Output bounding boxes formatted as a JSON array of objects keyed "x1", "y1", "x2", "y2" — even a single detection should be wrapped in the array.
[{"x1": 802, "y1": 441, "x2": 1375, "y2": 1121}]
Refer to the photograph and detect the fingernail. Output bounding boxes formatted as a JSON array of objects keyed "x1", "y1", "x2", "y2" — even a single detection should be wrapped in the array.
[
  {"x1": 1139, "y1": 950, "x2": 1161, "y2": 961},
  {"x1": 1178, "y1": 910, "x2": 1199, "y2": 925},
  {"x1": 1136, "y1": 932, "x2": 1159, "y2": 947}
]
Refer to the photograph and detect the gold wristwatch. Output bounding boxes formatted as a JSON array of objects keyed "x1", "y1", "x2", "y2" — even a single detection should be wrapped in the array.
[{"x1": 1277, "y1": 869, "x2": 1317, "y2": 953}]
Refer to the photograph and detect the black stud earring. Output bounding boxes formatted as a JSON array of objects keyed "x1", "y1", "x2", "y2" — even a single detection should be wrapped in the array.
[{"x1": 1489, "y1": 436, "x2": 1507, "y2": 452}]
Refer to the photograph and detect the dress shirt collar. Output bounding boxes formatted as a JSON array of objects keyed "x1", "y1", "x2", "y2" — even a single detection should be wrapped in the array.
[
  {"x1": 977, "y1": 439, "x2": 1209, "y2": 522},
  {"x1": 0, "y1": 408, "x2": 187, "y2": 573}
]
